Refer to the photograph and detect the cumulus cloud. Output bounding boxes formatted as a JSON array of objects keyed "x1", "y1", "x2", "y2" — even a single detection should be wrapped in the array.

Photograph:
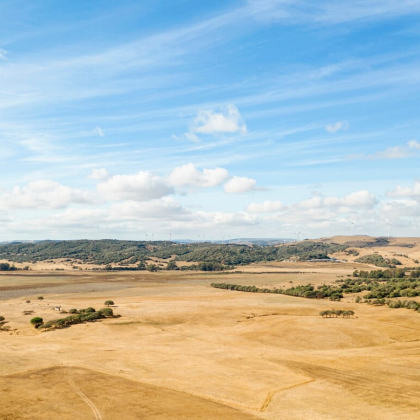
[
  {"x1": 183, "y1": 105, "x2": 247, "y2": 142},
  {"x1": 246, "y1": 200, "x2": 283, "y2": 213},
  {"x1": 298, "y1": 190, "x2": 377, "y2": 209},
  {"x1": 351, "y1": 140, "x2": 420, "y2": 160},
  {"x1": 97, "y1": 171, "x2": 173, "y2": 201},
  {"x1": 387, "y1": 181, "x2": 420, "y2": 198},
  {"x1": 0, "y1": 180, "x2": 94, "y2": 210},
  {"x1": 89, "y1": 168, "x2": 110, "y2": 180},
  {"x1": 169, "y1": 163, "x2": 229, "y2": 188},
  {"x1": 223, "y1": 176, "x2": 257, "y2": 194},
  {"x1": 325, "y1": 121, "x2": 349, "y2": 133}
]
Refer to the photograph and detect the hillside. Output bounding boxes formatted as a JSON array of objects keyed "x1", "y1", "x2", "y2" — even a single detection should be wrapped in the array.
[{"x1": 0, "y1": 239, "x2": 347, "y2": 267}]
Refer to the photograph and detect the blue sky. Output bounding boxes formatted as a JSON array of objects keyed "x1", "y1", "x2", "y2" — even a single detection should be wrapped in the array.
[{"x1": 0, "y1": 0, "x2": 420, "y2": 240}]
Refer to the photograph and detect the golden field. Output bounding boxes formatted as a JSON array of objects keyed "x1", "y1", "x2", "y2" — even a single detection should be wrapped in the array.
[{"x1": 1, "y1": 237, "x2": 420, "y2": 419}]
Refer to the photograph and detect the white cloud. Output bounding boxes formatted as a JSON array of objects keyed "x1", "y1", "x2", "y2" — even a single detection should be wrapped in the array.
[
  {"x1": 298, "y1": 190, "x2": 376, "y2": 209},
  {"x1": 169, "y1": 163, "x2": 229, "y2": 188},
  {"x1": 97, "y1": 171, "x2": 173, "y2": 201},
  {"x1": 246, "y1": 200, "x2": 283, "y2": 213},
  {"x1": 183, "y1": 105, "x2": 247, "y2": 141},
  {"x1": 325, "y1": 121, "x2": 349, "y2": 133},
  {"x1": 89, "y1": 168, "x2": 110, "y2": 180},
  {"x1": 93, "y1": 126, "x2": 104, "y2": 137},
  {"x1": 352, "y1": 140, "x2": 420, "y2": 160},
  {"x1": 387, "y1": 181, "x2": 420, "y2": 198},
  {"x1": 0, "y1": 180, "x2": 94, "y2": 210},
  {"x1": 223, "y1": 176, "x2": 257, "y2": 194},
  {"x1": 0, "y1": 49, "x2": 8, "y2": 59}
]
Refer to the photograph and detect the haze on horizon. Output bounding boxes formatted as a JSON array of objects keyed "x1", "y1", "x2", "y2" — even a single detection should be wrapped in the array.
[{"x1": 0, "y1": 0, "x2": 420, "y2": 241}]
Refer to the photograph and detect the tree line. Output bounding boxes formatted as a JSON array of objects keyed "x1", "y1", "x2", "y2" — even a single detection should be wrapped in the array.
[{"x1": 210, "y1": 282, "x2": 343, "y2": 301}]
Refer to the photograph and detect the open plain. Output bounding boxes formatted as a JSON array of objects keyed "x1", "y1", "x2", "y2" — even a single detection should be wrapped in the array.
[{"x1": 2, "y1": 251, "x2": 420, "y2": 420}]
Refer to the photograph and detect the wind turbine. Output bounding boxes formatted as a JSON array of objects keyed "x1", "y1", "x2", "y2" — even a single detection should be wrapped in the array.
[
  {"x1": 145, "y1": 233, "x2": 148, "y2": 242},
  {"x1": 386, "y1": 220, "x2": 392, "y2": 238},
  {"x1": 350, "y1": 220, "x2": 355, "y2": 236},
  {"x1": 294, "y1": 231, "x2": 301, "y2": 242},
  {"x1": 152, "y1": 233, "x2": 154, "y2": 242},
  {"x1": 170, "y1": 231, "x2": 172, "y2": 242}
]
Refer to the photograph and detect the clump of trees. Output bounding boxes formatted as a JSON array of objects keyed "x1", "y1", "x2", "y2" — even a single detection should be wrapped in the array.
[
  {"x1": 0, "y1": 262, "x2": 17, "y2": 271},
  {"x1": 319, "y1": 310, "x2": 355, "y2": 318},
  {"x1": 38, "y1": 307, "x2": 116, "y2": 330},
  {"x1": 30, "y1": 317, "x2": 44, "y2": 328},
  {"x1": 353, "y1": 268, "x2": 405, "y2": 279},
  {"x1": 355, "y1": 254, "x2": 402, "y2": 268},
  {"x1": 210, "y1": 283, "x2": 343, "y2": 301}
]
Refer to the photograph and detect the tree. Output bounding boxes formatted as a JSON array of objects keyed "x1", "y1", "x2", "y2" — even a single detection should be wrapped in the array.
[
  {"x1": 99, "y1": 308, "x2": 113, "y2": 317},
  {"x1": 104, "y1": 300, "x2": 114, "y2": 307},
  {"x1": 30, "y1": 317, "x2": 44, "y2": 328},
  {"x1": 147, "y1": 263, "x2": 158, "y2": 272},
  {"x1": 26, "y1": 300, "x2": 31, "y2": 304},
  {"x1": 0, "y1": 262, "x2": 10, "y2": 271},
  {"x1": 166, "y1": 260, "x2": 179, "y2": 270},
  {"x1": 38, "y1": 296, "x2": 44, "y2": 300}
]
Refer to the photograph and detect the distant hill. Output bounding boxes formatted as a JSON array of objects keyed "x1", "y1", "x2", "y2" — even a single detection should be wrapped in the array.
[{"x1": 0, "y1": 239, "x2": 346, "y2": 266}]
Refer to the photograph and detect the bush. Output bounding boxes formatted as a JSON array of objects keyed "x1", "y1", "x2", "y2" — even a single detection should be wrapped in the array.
[
  {"x1": 38, "y1": 296, "x2": 44, "y2": 300},
  {"x1": 104, "y1": 300, "x2": 114, "y2": 307},
  {"x1": 30, "y1": 317, "x2": 44, "y2": 328},
  {"x1": 98, "y1": 308, "x2": 113, "y2": 317}
]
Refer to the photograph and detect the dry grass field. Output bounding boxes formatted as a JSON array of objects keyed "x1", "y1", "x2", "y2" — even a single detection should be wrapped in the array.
[{"x1": 2, "y1": 238, "x2": 420, "y2": 419}]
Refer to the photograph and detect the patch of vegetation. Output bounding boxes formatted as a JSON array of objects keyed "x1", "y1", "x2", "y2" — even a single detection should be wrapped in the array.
[
  {"x1": 30, "y1": 317, "x2": 44, "y2": 328},
  {"x1": 0, "y1": 262, "x2": 17, "y2": 271},
  {"x1": 0, "y1": 239, "x2": 347, "y2": 266},
  {"x1": 0, "y1": 315, "x2": 10, "y2": 331},
  {"x1": 211, "y1": 283, "x2": 343, "y2": 301},
  {"x1": 319, "y1": 310, "x2": 355, "y2": 318},
  {"x1": 345, "y1": 249, "x2": 360, "y2": 256},
  {"x1": 353, "y1": 268, "x2": 406, "y2": 279},
  {"x1": 355, "y1": 254, "x2": 402, "y2": 268},
  {"x1": 38, "y1": 307, "x2": 116, "y2": 330}
]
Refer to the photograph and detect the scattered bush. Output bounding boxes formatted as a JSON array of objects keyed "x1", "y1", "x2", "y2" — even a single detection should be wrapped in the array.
[{"x1": 30, "y1": 317, "x2": 44, "y2": 328}]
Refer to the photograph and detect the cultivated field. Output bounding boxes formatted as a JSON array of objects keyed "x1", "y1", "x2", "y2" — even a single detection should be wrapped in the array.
[{"x1": 1, "y1": 242, "x2": 420, "y2": 419}]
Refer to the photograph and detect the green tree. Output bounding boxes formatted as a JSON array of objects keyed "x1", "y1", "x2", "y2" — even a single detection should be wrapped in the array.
[
  {"x1": 37, "y1": 296, "x2": 44, "y2": 300},
  {"x1": 104, "y1": 300, "x2": 114, "y2": 307},
  {"x1": 30, "y1": 317, "x2": 44, "y2": 328}
]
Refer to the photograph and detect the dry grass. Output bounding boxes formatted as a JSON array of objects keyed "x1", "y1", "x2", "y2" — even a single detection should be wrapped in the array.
[{"x1": 2, "y1": 245, "x2": 420, "y2": 419}]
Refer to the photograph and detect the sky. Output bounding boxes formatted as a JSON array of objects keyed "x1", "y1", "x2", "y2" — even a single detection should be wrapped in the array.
[{"x1": 0, "y1": 0, "x2": 420, "y2": 241}]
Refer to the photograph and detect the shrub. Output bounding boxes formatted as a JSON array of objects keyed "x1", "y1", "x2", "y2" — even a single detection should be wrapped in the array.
[
  {"x1": 30, "y1": 317, "x2": 44, "y2": 328},
  {"x1": 38, "y1": 296, "x2": 44, "y2": 300},
  {"x1": 98, "y1": 308, "x2": 113, "y2": 317},
  {"x1": 104, "y1": 300, "x2": 114, "y2": 307}
]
